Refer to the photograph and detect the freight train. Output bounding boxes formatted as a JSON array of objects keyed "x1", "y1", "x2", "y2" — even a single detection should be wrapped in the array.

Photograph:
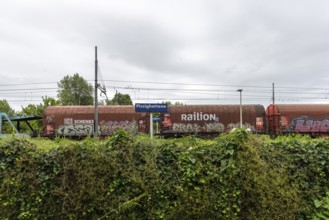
[{"x1": 42, "y1": 104, "x2": 329, "y2": 138}]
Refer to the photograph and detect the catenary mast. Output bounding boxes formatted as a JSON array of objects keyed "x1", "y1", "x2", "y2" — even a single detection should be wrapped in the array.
[{"x1": 94, "y1": 46, "x2": 98, "y2": 137}]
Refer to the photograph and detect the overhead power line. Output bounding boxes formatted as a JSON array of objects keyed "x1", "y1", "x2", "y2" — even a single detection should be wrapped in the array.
[
  {"x1": 103, "y1": 79, "x2": 329, "y2": 91},
  {"x1": 105, "y1": 85, "x2": 274, "y2": 93},
  {"x1": 0, "y1": 82, "x2": 57, "y2": 87},
  {"x1": 0, "y1": 88, "x2": 57, "y2": 92},
  {"x1": 1, "y1": 79, "x2": 329, "y2": 108},
  {"x1": 101, "y1": 79, "x2": 271, "y2": 88}
]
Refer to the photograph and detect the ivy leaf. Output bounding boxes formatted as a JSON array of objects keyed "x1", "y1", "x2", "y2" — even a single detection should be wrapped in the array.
[
  {"x1": 227, "y1": 149, "x2": 234, "y2": 155},
  {"x1": 314, "y1": 199, "x2": 322, "y2": 208},
  {"x1": 188, "y1": 156, "x2": 196, "y2": 164}
]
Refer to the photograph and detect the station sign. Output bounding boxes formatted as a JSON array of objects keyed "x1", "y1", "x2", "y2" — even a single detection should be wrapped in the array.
[{"x1": 135, "y1": 103, "x2": 168, "y2": 113}]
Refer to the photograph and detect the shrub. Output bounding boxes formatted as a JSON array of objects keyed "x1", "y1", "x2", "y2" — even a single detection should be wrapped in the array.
[{"x1": 0, "y1": 130, "x2": 328, "y2": 219}]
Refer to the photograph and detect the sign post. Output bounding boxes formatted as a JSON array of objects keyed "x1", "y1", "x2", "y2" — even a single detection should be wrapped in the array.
[
  {"x1": 150, "y1": 113, "x2": 153, "y2": 139},
  {"x1": 135, "y1": 103, "x2": 168, "y2": 138},
  {"x1": 153, "y1": 117, "x2": 160, "y2": 134}
]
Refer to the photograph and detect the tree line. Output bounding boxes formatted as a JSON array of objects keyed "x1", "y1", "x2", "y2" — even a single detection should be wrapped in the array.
[{"x1": 0, "y1": 73, "x2": 132, "y2": 133}]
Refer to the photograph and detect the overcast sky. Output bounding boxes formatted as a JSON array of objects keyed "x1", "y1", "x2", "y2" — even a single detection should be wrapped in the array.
[{"x1": 1, "y1": 0, "x2": 329, "y2": 110}]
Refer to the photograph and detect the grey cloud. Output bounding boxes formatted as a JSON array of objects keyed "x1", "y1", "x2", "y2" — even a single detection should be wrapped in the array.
[{"x1": 2, "y1": 0, "x2": 329, "y2": 109}]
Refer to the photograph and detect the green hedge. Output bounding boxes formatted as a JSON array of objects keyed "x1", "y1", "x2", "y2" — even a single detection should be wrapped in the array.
[{"x1": 0, "y1": 130, "x2": 328, "y2": 219}]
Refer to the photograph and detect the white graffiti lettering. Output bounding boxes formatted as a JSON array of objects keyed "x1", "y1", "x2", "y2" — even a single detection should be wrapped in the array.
[
  {"x1": 172, "y1": 122, "x2": 224, "y2": 133},
  {"x1": 205, "y1": 123, "x2": 225, "y2": 132},
  {"x1": 181, "y1": 112, "x2": 218, "y2": 121},
  {"x1": 58, "y1": 124, "x2": 94, "y2": 136},
  {"x1": 74, "y1": 120, "x2": 94, "y2": 124},
  {"x1": 57, "y1": 120, "x2": 138, "y2": 136},
  {"x1": 227, "y1": 123, "x2": 256, "y2": 131},
  {"x1": 99, "y1": 120, "x2": 138, "y2": 135}
]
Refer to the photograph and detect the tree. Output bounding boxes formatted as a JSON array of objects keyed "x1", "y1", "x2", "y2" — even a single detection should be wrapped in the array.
[
  {"x1": 19, "y1": 96, "x2": 60, "y2": 132},
  {"x1": 57, "y1": 73, "x2": 94, "y2": 105},
  {"x1": 106, "y1": 92, "x2": 133, "y2": 105},
  {"x1": 0, "y1": 100, "x2": 16, "y2": 133},
  {"x1": 20, "y1": 104, "x2": 43, "y2": 133},
  {"x1": 41, "y1": 96, "x2": 61, "y2": 108},
  {"x1": 162, "y1": 101, "x2": 184, "y2": 106},
  {"x1": 0, "y1": 99, "x2": 15, "y2": 115}
]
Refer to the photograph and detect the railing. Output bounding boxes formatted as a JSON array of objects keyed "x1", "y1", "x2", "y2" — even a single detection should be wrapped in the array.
[{"x1": 0, "y1": 112, "x2": 30, "y2": 138}]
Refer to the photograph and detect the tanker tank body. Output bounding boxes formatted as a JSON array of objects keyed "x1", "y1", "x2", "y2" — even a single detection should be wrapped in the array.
[
  {"x1": 266, "y1": 104, "x2": 329, "y2": 137},
  {"x1": 160, "y1": 104, "x2": 265, "y2": 137},
  {"x1": 43, "y1": 105, "x2": 148, "y2": 138}
]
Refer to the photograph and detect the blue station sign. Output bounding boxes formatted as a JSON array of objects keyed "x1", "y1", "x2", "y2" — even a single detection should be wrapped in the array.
[{"x1": 135, "y1": 103, "x2": 168, "y2": 113}]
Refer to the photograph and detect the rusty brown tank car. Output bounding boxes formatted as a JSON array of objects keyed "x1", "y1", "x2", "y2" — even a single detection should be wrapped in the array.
[
  {"x1": 266, "y1": 104, "x2": 329, "y2": 136},
  {"x1": 161, "y1": 104, "x2": 265, "y2": 136},
  {"x1": 43, "y1": 104, "x2": 266, "y2": 138},
  {"x1": 43, "y1": 106, "x2": 148, "y2": 137}
]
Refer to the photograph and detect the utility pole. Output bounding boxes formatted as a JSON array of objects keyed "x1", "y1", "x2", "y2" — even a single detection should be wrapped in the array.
[
  {"x1": 237, "y1": 89, "x2": 243, "y2": 128},
  {"x1": 94, "y1": 46, "x2": 98, "y2": 137}
]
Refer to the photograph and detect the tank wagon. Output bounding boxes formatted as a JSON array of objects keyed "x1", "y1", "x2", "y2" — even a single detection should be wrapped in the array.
[
  {"x1": 161, "y1": 104, "x2": 265, "y2": 137},
  {"x1": 43, "y1": 104, "x2": 266, "y2": 138},
  {"x1": 43, "y1": 106, "x2": 148, "y2": 138},
  {"x1": 266, "y1": 104, "x2": 329, "y2": 137},
  {"x1": 38, "y1": 103, "x2": 329, "y2": 138}
]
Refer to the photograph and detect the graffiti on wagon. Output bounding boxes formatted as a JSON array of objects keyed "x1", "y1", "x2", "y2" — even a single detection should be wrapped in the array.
[{"x1": 57, "y1": 118, "x2": 138, "y2": 136}]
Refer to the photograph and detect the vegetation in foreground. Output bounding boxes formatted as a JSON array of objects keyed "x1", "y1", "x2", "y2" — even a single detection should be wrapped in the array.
[{"x1": 0, "y1": 130, "x2": 328, "y2": 219}]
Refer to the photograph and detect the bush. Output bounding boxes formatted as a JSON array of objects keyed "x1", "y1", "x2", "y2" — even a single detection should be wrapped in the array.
[
  {"x1": 313, "y1": 192, "x2": 329, "y2": 220},
  {"x1": 0, "y1": 131, "x2": 328, "y2": 219}
]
